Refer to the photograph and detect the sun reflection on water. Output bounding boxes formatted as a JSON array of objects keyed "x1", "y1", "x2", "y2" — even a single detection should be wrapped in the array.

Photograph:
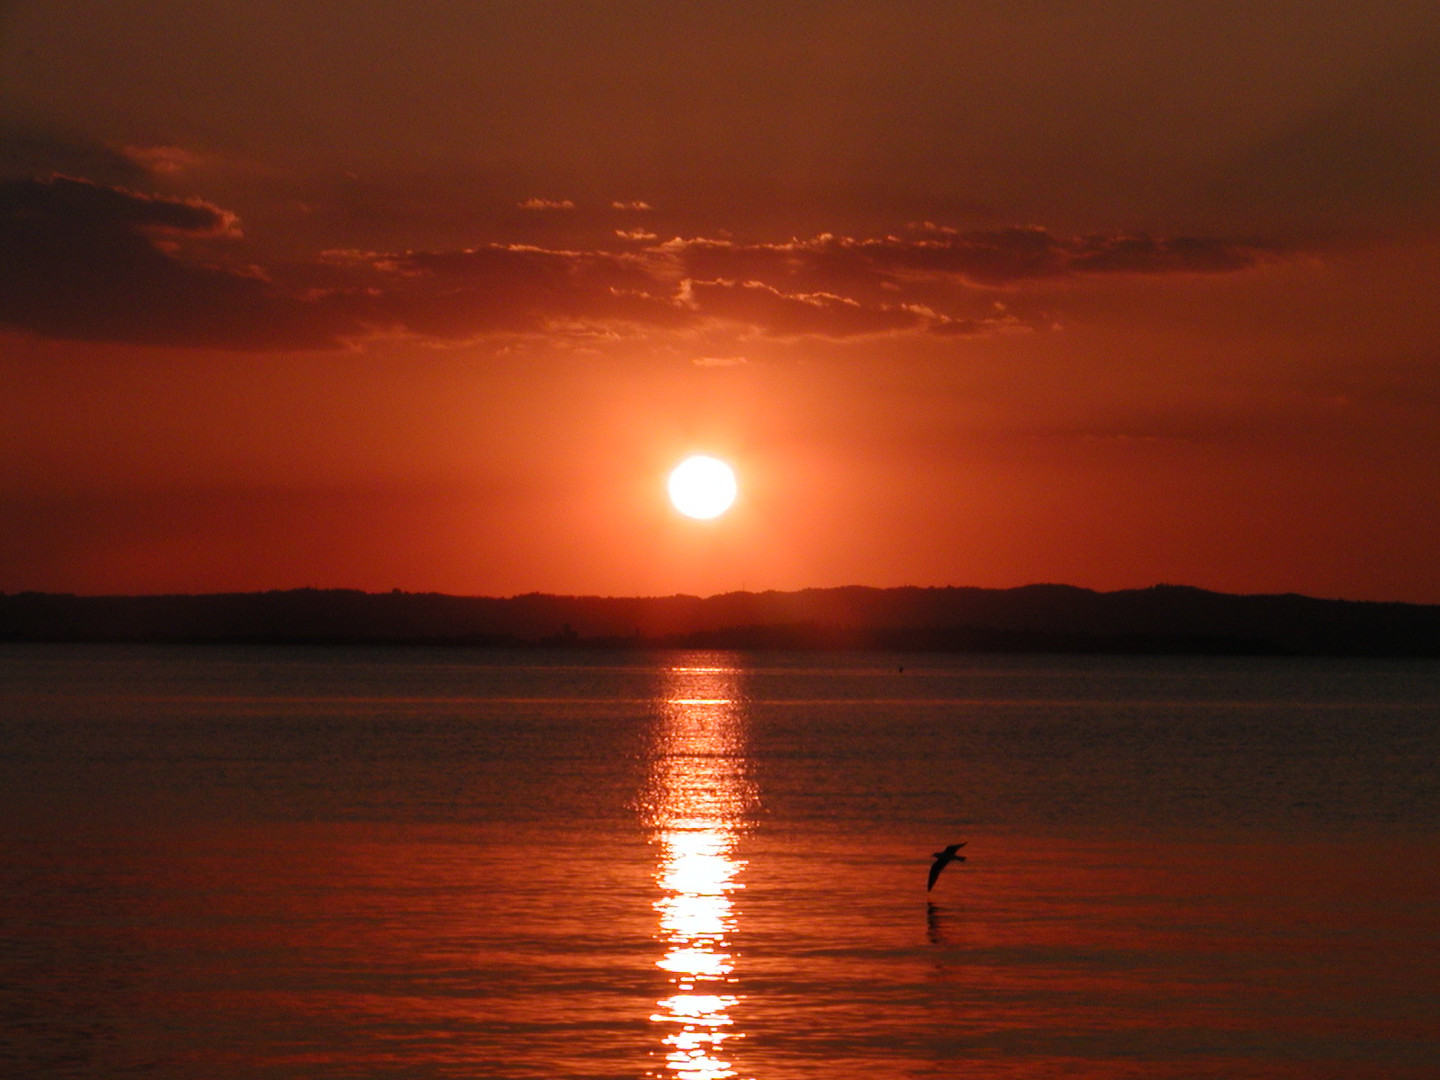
[{"x1": 642, "y1": 659, "x2": 755, "y2": 1080}]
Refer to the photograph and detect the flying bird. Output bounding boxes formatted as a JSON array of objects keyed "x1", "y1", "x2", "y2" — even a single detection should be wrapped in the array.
[{"x1": 927, "y1": 842, "x2": 966, "y2": 891}]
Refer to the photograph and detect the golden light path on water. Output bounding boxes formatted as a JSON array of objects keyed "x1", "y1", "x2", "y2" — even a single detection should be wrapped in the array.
[{"x1": 643, "y1": 661, "x2": 756, "y2": 1080}]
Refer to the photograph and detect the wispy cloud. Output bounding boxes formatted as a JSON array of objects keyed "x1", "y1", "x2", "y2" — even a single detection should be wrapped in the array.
[
  {"x1": 0, "y1": 175, "x2": 1279, "y2": 350},
  {"x1": 656, "y1": 227, "x2": 1263, "y2": 290},
  {"x1": 518, "y1": 197, "x2": 576, "y2": 211},
  {"x1": 118, "y1": 144, "x2": 206, "y2": 177}
]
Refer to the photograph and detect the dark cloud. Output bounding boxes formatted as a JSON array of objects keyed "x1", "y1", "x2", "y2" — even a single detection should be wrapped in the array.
[
  {"x1": 1, "y1": 130, "x2": 209, "y2": 186},
  {"x1": 2, "y1": 173, "x2": 237, "y2": 235},
  {"x1": 0, "y1": 174, "x2": 1272, "y2": 349},
  {"x1": 0, "y1": 128, "x2": 150, "y2": 186},
  {"x1": 0, "y1": 176, "x2": 360, "y2": 349}
]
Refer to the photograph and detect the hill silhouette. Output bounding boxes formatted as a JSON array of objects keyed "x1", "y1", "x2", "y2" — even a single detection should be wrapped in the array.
[{"x1": 2, "y1": 584, "x2": 1438, "y2": 656}]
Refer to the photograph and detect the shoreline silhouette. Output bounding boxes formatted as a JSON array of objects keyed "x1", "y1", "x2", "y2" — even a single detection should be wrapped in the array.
[{"x1": 2, "y1": 583, "x2": 1438, "y2": 656}]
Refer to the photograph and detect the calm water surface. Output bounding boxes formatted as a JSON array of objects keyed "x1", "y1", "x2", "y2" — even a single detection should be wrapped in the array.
[{"x1": 1, "y1": 645, "x2": 1438, "y2": 1079}]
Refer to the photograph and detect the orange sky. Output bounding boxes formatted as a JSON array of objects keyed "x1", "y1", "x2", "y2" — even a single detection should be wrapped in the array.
[{"x1": 3, "y1": 2, "x2": 1440, "y2": 601}]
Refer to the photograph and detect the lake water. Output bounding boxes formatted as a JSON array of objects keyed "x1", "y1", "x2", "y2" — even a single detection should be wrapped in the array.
[{"x1": 1, "y1": 645, "x2": 1438, "y2": 1079}]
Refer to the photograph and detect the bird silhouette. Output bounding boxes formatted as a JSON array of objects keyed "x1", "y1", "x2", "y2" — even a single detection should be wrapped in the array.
[{"x1": 927, "y1": 842, "x2": 966, "y2": 890}]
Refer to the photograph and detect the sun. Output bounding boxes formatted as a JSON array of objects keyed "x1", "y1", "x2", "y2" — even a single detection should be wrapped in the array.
[{"x1": 668, "y1": 456, "x2": 738, "y2": 519}]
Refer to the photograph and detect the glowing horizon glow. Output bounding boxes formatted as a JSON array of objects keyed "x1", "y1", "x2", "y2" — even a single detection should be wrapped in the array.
[{"x1": 668, "y1": 457, "x2": 738, "y2": 520}]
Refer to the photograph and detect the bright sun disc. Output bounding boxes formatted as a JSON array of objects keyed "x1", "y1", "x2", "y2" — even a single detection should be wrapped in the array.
[{"x1": 668, "y1": 456, "x2": 737, "y2": 519}]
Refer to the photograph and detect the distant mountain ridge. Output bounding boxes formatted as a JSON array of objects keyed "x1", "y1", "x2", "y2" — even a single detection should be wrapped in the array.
[{"x1": 3, "y1": 584, "x2": 1439, "y2": 656}]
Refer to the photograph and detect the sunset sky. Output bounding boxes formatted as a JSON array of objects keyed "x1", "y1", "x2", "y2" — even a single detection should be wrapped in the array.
[{"x1": 3, "y1": 1, "x2": 1440, "y2": 602}]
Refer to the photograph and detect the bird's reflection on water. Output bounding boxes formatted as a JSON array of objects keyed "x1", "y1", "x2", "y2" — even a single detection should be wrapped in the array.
[
  {"x1": 640, "y1": 659, "x2": 756, "y2": 1080},
  {"x1": 926, "y1": 900, "x2": 961, "y2": 947}
]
